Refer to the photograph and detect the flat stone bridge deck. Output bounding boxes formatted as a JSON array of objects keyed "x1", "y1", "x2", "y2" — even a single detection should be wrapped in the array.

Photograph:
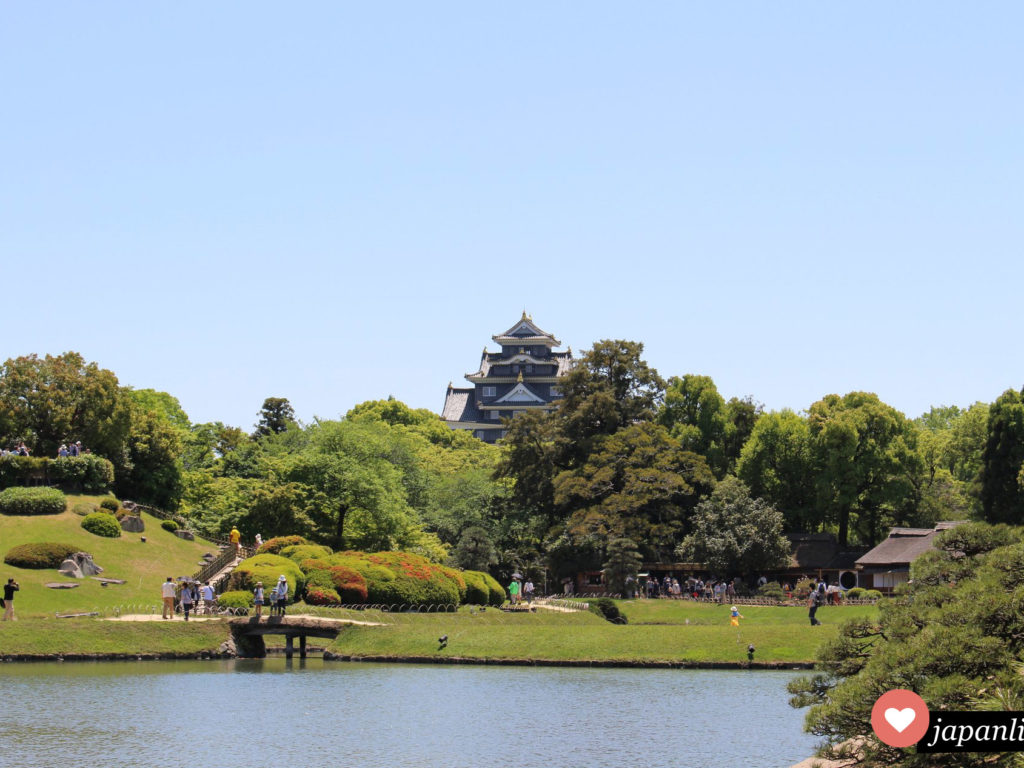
[{"x1": 228, "y1": 615, "x2": 350, "y2": 658}]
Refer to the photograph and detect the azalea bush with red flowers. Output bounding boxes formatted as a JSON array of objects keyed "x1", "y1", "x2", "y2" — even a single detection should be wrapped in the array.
[
  {"x1": 329, "y1": 565, "x2": 369, "y2": 603},
  {"x1": 305, "y1": 586, "x2": 342, "y2": 605}
]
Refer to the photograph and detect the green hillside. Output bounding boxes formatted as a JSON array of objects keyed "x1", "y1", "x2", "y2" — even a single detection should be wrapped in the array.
[{"x1": 0, "y1": 495, "x2": 218, "y2": 617}]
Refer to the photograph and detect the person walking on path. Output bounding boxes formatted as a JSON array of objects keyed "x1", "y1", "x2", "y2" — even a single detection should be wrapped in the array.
[
  {"x1": 508, "y1": 579, "x2": 520, "y2": 606},
  {"x1": 253, "y1": 582, "x2": 265, "y2": 617},
  {"x1": 2, "y1": 578, "x2": 20, "y2": 621},
  {"x1": 161, "y1": 577, "x2": 176, "y2": 620},
  {"x1": 808, "y1": 589, "x2": 823, "y2": 626},
  {"x1": 180, "y1": 580, "x2": 195, "y2": 621},
  {"x1": 200, "y1": 581, "x2": 216, "y2": 615},
  {"x1": 229, "y1": 527, "x2": 241, "y2": 556},
  {"x1": 524, "y1": 580, "x2": 535, "y2": 604}
]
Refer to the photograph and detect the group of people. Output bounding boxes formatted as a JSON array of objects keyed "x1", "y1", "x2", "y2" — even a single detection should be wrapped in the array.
[
  {"x1": 645, "y1": 575, "x2": 737, "y2": 602},
  {"x1": 253, "y1": 575, "x2": 289, "y2": 617},
  {"x1": 161, "y1": 577, "x2": 217, "y2": 620},
  {"x1": 0, "y1": 443, "x2": 31, "y2": 457},
  {"x1": 56, "y1": 441, "x2": 86, "y2": 457},
  {"x1": 507, "y1": 578, "x2": 534, "y2": 605}
]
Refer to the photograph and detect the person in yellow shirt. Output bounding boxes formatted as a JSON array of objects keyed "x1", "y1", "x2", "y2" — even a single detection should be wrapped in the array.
[{"x1": 229, "y1": 527, "x2": 241, "y2": 555}]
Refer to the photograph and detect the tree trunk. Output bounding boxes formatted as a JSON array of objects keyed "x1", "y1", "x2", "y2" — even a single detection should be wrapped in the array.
[{"x1": 333, "y1": 503, "x2": 348, "y2": 550}]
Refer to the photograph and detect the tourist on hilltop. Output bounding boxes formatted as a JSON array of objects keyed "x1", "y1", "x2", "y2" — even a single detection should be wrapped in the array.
[
  {"x1": 254, "y1": 533, "x2": 263, "y2": 550},
  {"x1": 200, "y1": 581, "x2": 216, "y2": 615},
  {"x1": 253, "y1": 581, "x2": 265, "y2": 617},
  {"x1": 2, "y1": 578, "x2": 20, "y2": 621},
  {"x1": 57, "y1": 444, "x2": 69, "y2": 458},
  {"x1": 180, "y1": 580, "x2": 196, "y2": 621},
  {"x1": 70, "y1": 441, "x2": 81, "y2": 457},
  {"x1": 161, "y1": 576, "x2": 176, "y2": 620},
  {"x1": 229, "y1": 527, "x2": 241, "y2": 555},
  {"x1": 17, "y1": 443, "x2": 30, "y2": 456}
]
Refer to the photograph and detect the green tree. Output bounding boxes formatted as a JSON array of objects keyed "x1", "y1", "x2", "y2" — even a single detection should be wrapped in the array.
[
  {"x1": 736, "y1": 409, "x2": 817, "y2": 532},
  {"x1": 603, "y1": 537, "x2": 643, "y2": 596},
  {"x1": 980, "y1": 388, "x2": 1024, "y2": 524},
  {"x1": 453, "y1": 525, "x2": 497, "y2": 571},
  {"x1": 807, "y1": 392, "x2": 921, "y2": 546},
  {"x1": 657, "y1": 374, "x2": 728, "y2": 476},
  {"x1": 116, "y1": 403, "x2": 185, "y2": 509},
  {"x1": 554, "y1": 422, "x2": 714, "y2": 560},
  {"x1": 676, "y1": 477, "x2": 789, "y2": 578},
  {"x1": 126, "y1": 389, "x2": 191, "y2": 431},
  {"x1": 253, "y1": 397, "x2": 296, "y2": 438},
  {"x1": 0, "y1": 352, "x2": 130, "y2": 460}
]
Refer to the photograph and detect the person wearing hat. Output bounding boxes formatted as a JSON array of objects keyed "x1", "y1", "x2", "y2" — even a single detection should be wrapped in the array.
[
  {"x1": 253, "y1": 581, "x2": 265, "y2": 617},
  {"x1": 272, "y1": 575, "x2": 288, "y2": 616},
  {"x1": 730, "y1": 606, "x2": 744, "y2": 627}
]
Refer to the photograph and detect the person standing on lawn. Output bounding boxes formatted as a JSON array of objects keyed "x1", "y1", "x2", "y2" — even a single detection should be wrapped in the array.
[{"x1": 2, "y1": 578, "x2": 20, "y2": 621}]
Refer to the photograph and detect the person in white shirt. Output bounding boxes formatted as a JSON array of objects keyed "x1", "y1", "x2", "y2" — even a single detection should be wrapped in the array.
[
  {"x1": 200, "y1": 582, "x2": 216, "y2": 615},
  {"x1": 161, "y1": 577, "x2": 176, "y2": 620}
]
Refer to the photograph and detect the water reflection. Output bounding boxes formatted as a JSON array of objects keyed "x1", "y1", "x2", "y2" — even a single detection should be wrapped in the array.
[{"x1": 0, "y1": 661, "x2": 814, "y2": 768}]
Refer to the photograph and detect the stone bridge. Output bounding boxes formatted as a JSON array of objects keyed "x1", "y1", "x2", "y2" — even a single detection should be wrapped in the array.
[{"x1": 228, "y1": 616, "x2": 344, "y2": 658}]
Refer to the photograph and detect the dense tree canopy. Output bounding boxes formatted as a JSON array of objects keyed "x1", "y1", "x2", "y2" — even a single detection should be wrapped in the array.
[{"x1": 980, "y1": 388, "x2": 1024, "y2": 525}]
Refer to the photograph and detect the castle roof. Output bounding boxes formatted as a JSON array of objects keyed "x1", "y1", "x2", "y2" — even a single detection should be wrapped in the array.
[
  {"x1": 467, "y1": 349, "x2": 574, "y2": 378},
  {"x1": 441, "y1": 386, "x2": 482, "y2": 422},
  {"x1": 492, "y1": 312, "x2": 561, "y2": 346}
]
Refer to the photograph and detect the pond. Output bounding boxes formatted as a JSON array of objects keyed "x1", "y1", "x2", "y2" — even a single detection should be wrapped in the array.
[{"x1": 0, "y1": 660, "x2": 817, "y2": 768}]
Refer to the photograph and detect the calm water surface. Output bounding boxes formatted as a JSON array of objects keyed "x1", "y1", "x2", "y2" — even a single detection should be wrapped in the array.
[{"x1": 0, "y1": 660, "x2": 816, "y2": 768}]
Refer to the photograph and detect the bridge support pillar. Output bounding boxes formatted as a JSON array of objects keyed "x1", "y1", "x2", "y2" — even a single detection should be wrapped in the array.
[
  {"x1": 300, "y1": 635, "x2": 307, "y2": 658},
  {"x1": 285, "y1": 635, "x2": 294, "y2": 659}
]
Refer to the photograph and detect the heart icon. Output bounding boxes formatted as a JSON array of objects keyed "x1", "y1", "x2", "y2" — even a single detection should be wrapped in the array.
[{"x1": 885, "y1": 707, "x2": 916, "y2": 733}]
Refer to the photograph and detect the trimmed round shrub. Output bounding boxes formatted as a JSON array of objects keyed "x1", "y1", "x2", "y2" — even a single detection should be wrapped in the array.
[
  {"x1": 218, "y1": 590, "x2": 254, "y2": 609},
  {"x1": 863, "y1": 589, "x2": 883, "y2": 600},
  {"x1": 0, "y1": 486, "x2": 66, "y2": 516},
  {"x1": 846, "y1": 587, "x2": 866, "y2": 600},
  {"x1": 480, "y1": 571, "x2": 506, "y2": 606},
  {"x1": 99, "y1": 498, "x2": 120, "y2": 512},
  {"x1": 438, "y1": 565, "x2": 468, "y2": 602},
  {"x1": 161, "y1": 520, "x2": 178, "y2": 533},
  {"x1": 306, "y1": 569, "x2": 336, "y2": 590},
  {"x1": 81, "y1": 511, "x2": 121, "y2": 538},
  {"x1": 72, "y1": 501, "x2": 97, "y2": 516},
  {"x1": 462, "y1": 570, "x2": 491, "y2": 605},
  {"x1": 305, "y1": 586, "x2": 342, "y2": 605},
  {"x1": 279, "y1": 543, "x2": 332, "y2": 565},
  {"x1": 590, "y1": 597, "x2": 627, "y2": 624},
  {"x1": 5, "y1": 542, "x2": 79, "y2": 569},
  {"x1": 256, "y1": 535, "x2": 309, "y2": 555},
  {"x1": 360, "y1": 551, "x2": 460, "y2": 605},
  {"x1": 299, "y1": 558, "x2": 332, "y2": 575},
  {"x1": 227, "y1": 553, "x2": 306, "y2": 598},
  {"x1": 328, "y1": 565, "x2": 369, "y2": 603}
]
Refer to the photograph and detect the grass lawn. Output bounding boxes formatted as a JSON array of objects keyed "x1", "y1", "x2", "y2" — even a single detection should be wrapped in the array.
[
  {"x1": 0, "y1": 494, "x2": 218, "y2": 617},
  {"x1": 0, "y1": 617, "x2": 228, "y2": 656},
  {"x1": 293, "y1": 599, "x2": 877, "y2": 664}
]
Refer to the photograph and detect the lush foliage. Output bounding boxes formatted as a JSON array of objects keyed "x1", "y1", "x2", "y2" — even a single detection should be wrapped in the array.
[
  {"x1": 676, "y1": 477, "x2": 790, "y2": 578},
  {"x1": 4, "y1": 542, "x2": 79, "y2": 569},
  {"x1": 227, "y1": 553, "x2": 306, "y2": 597},
  {"x1": 0, "y1": 486, "x2": 67, "y2": 516},
  {"x1": 602, "y1": 537, "x2": 642, "y2": 595},
  {"x1": 81, "y1": 511, "x2": 122, "y2": 538},
  {"x1": 161, "y1": 519, "x2": 178, "y2": 533},
  {"x1": 305, "y1": 586, "x2": 342, "y2": 605},
  {"x1": 789, "y1": 523, "x2": 1023, "y2": 766},
  {"x1": 0, "y1": 455, "x2": 115, "y2": 494},
  {"x1": 279, "y1": 543, "x2": 332, "y2": 565},
  {"x1": 327, "y1": 565, "x2": 369, "y2": 603},
  {"x1": 256, "y1": 535, "x2": 310, "y2": 555},
  {"x1": 589, "y1": 597, "x2": 627, "y2": 624},
  {"x1": 217, "y1": 590, "x2": 254, "y2": 609},
  {"x1": 99, "y1": 498, "x2": 120, "y2": 512}
]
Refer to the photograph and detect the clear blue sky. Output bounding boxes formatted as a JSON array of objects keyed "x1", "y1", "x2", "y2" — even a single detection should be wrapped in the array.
[{"x1": 3, "y1": 4, "x2": 1022, "y2": 430}]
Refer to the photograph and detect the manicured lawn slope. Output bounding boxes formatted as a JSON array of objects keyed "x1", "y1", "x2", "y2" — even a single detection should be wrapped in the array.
[
  {"x1": 308, "y1": 600, "x2": 878, "y2": 664},
  {"x1": 0, "y1": 495, "x2": 216, "y2": 617}
]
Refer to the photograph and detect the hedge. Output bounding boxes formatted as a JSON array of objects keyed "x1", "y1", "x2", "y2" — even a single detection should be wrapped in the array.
[
  {"x1": 218, "y1": 590, "x2": 254, "y2": 609},
  {"x1": 161, "y1": 520, "x2": 178, "y2": 533},
  {"x1": 0, "y1": 486, "x2": 67, "y2": 516},
  {"x1": 256, "y1": 536, "x2": 309, "y2": 555},
  {"x1": 81, "y1": 512, "x2": 121, "y2": 538},
  {"x1": 328, "y1": 565, "x2": 369, "y2": 603},
  {"x1": 462, "y1": 570, "x2": 505, "y2": 606},
  {"x1": 279, "y1": 544, "x2": 332, "y2": 565},
  {"x1": 306, "y1": 569, "x2": 336, "y2": 591},
  {"x1": 333, "y1": 551, "x2": 460, "y2": 606},
  {"x1": 0, "y1": 455, "x2": 114, "y2": 493},
  {"x1": 299, "y1": 558, "x2": 332, "y2": 575},
  {"x1": 4, "y1": 542, "x2": 79, "y2": 569},
  {"x1": 227, "y1": 553, "x2": 306, "y2": 599},
  {"x1": 305, "y1": 587, "x2": 342, "y2": 605},
  {"x1": 99, "y1": 498, "x2": 120, "y2": 512}
]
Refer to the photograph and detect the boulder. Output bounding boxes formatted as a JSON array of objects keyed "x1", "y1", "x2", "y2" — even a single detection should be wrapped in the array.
[
  {"x1": 45, "y1": 582, "x2": 80, "y2": 589},
  {"x1": 58, "y1": 552, "x2": 104, "y2": 579},
  {"x1": 175, "y1": 530, "x2": 195, "y2": 541},
  {"x1": 122, "y1": 501, "x2": 137, "y2": 512},
  {"x1": 120, "y1": 515, "x2": 145, "y2": 533}
]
